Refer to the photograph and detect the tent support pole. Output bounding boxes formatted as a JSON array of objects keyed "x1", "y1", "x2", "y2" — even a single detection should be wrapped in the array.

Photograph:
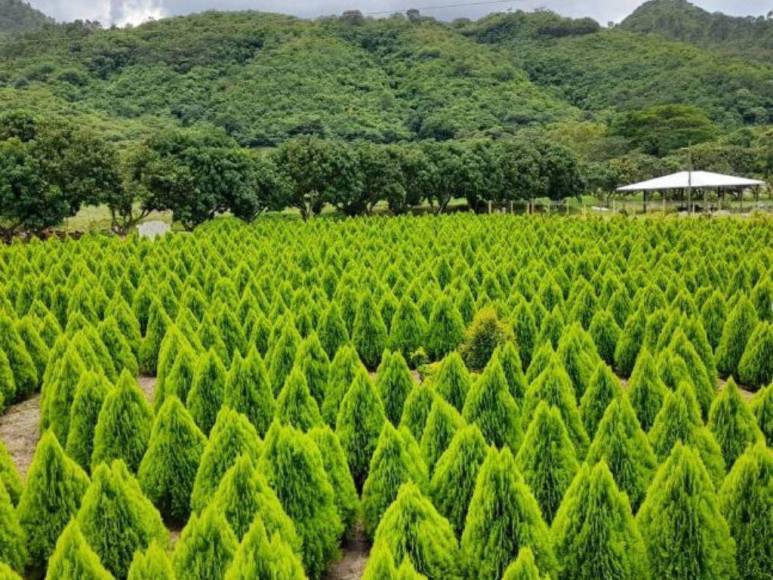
[{"x1": 643, "y1": 190, "x2": 647, "y2": 214}]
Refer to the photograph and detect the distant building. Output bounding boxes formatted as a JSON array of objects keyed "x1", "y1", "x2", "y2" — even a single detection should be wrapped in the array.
[{"x1": 137, "y1": 220, "x2": 170, "y2": 239}]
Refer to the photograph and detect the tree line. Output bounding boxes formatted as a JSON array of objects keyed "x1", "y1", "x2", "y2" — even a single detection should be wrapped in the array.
[{"x1": 0, "y1": 111, "x2": 587, "y2": 236}]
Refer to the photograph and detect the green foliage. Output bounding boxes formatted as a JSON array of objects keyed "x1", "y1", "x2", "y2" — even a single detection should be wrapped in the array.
[
  {"x1": 420, "y1": 397, "x2": 464, "y2": 473},
  {"x1": 187, "y1": 350, "x2": 228, "y2": 435},
  {"x1": 44, "y1": 521, "x2": 112, "y2": 580},
  {"x1": 626, "y1": 348, "x2": 667, "y2": 431},
  {"x1": 637, "y1": 443, "x2": 737, "y2": 580},
  {"x1": 173, "y1": 507, "x2": 237, "y2": 580},
  {"x1": 295, "y1": 332, "x2": 330, "y2": 406},
  {"x1": 138, "y1": 396, "x2": 206, "y2": 522},
  {"x1": 223, "y1": 347, "x2": 275, "y2": 436},
  {"x1": 388, "y1": 297, "x2": 427, "y2": 362},
  {"x1": 501, "y1": 548, "x2": 547, "y2": 580},
  {"x1": 268, "y1": 318, "x2": 301, "y2": 395},
  {"x1": 460, "y1": 308, "x2": 512, "y2": 370},
  {"x1": 552, "y1": 461, "x2": 646, "y2": 579},
  {"x1": 750, "y1": 383, "x2": 773, "y2": 444},
  {"x1": 17, "y1": 431, "x2": 89, "y2": 563},
  {"x1": 127, "y1": 542, "x2": 174, "y2": 580},
  {"x1": 64, "y1": 371, "x2": 111, "y2": 471},
  {"x1": 91, "y1": 370, "x2": 153, "y2": 472},
  {"x1": 462, "y1": 356, "x2": 521, "y2": 449},
  {"x1": 716, "y1": 295, "x2": 758, "y2": 379},
  {"x1": 224, "y1": 516, "x2": 305, "y2": 580},
  {"x1": 377, "y1": 350, "x2": 415, "y2": 425},
  {"x1": 719, "y1": 443, "x2": 772, "y2": 580},
  {"x1": 353, "y1": 292, "x2": 388, "y2": 370},
  {"x1": 0, "y1": 312, "x2": 37, "y2": 400},
  {"x1": 275, "y1": 365, "x2": 324, "y2": 431},
  {"x1": 0, "y1": 477, "x2": 26, "y2": 574},
  {"x1": 708, "y1": 378, "x2": 764, "y2": 468},
  {"x1": 461, "y1": 447, "x2": 557, "y2": 579},
  {"x1": 425, "y1": 295, "x2": 465, "y2": 360},
  {"x1": 0, "y1": 440, "x2": 21, "y2": 506},
  {"x1": 432, "y1": 352, "x2": 472, "y2": 412},
  {"x1": 579, "y1": 363, "x2": 622, "y2": 438},
  {"x1": 322, "y1": 344, "x2": 366, "y2": 426},
  {"x1": 738, "y1": 321, "x2": 773, "y2": 390},
  {"x1": 496, "y1": 342, "x2": 528, "y2": 401},
  {"x1": 77, "y1": 460, "x2": 168, "y2": 578}
]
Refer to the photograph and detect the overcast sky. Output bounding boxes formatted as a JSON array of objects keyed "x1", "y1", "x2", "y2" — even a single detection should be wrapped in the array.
[{"x1": 27, "y1": 0, "x2": 772, "y2": 28}]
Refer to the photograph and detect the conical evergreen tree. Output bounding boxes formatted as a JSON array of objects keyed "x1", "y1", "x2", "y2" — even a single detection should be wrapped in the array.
[
  {"x1": 275, "y1": 365, "x2": 324, "y2": 431},
  {"x1": 309, "y1": 426, "x2": 359, "y2": 537},
  {"x1": 462, "y1": 356, "x2": 521, "y2": 450},
  {"x1": 65, "y1": 371, "x2": 112, "y2": 472},
  {"x1": 496, "y1": 342, "x2": 528, "y2": 401},
  {"x1": 637, "y1": 443, "x2": 737, "y2": 580},
  {"x1": 557, "y1": 325, "x2": 597, "y2": 399},
  {"x1": 0, "y1": 478, "x2": 25, "y2": 574},
  {"x1": 719, "y1": 442, "x2": 771, "y2": 580},
  {"x1": 552, "y1": 461, "x2": 647, "y2": 580},
  {"x1": 16, "y1": 316, "x2": 49, "y2": 385},
  {"x1": 515, "y1": 402, "x2": 579, "y2": 523},
  {"x1": 716, "y1": 295, "x2": 758, "y2": 379},
  {"x1": 139, "y1": 299, "x2": 172, "y2": 375},
  {"x1": 588, "y1": 309, "x2": 621, "y2": 366},
  {"x1": 586, "y1": 398, "x2": 656, "y2": 511},
  {"x1": 388, "y1": 296, "x2": 427, "y2": 362},
  {"x1": 420, "y1": 398, "x2": 464, "y2": 473},
  {"x1": 738, "y1": 321, "x2": 772, "y2": 390},
  {"x1": 536, "y1": 308, "x2": 564, "y2": 351},
  {"x1": 432, "y1": 352, "x2": 471, "y2": 413},
  {"x1": 700, "y1": 290, "x2": 726, "y2": 350},
  {"x1": 259, "y1": 423, "x2": 343, "y2": 579},
  {"x1": 502, "y1": 547, "x2": 547, "y2": 580},
  {"x1": 708, "y1": 378, "x2": 763, "y2": 468},
  {"x1": 186, "y1": 350, "x2": 228, "y2": 435},
  {"x1": 138, "y1": 396, "x2": 206, "y2": 522},
  {"x1": 127, "y1": 541, "x2": 174, "y2": 580},
  {"x1": 399, "y1": 383, "x2": 437, "y2": 441},
  {"x1": 91, "y1": 370, "x2": 153, "y2": 473},
  {"x1": 353, "y1": 292, "x2": 389, "y2": 370},
  {"x1": 0, "y1": 312, "x2": 37, "y2": 400},
  {"x1": 425, "y1": 295, "x2": 465, "y2": 360},
  {"x1": 17, "y1": 431, "x2": 90, "y2": 563},
  {"x1": 44, "y1": 521, "x2": 112, "y2": 580},
  {"x1": 198, "y1": 312, "x2": 230, "y2": 365},
  {"x1": 626, "y1": 348, "x2": 667, "y2": 432},
  {"x1": 377, "y1": 350, "x2": 414, "y2": 426},
  {"x1": 513, "y1": 300, "x2": 537, "y2": 369},
  {"x1": 77, "y1": 460, "x2": 168, "y2": 578},
  {"x1": 667, "y1": 331, "x2": 716, "y2": 419},
  {"x1": 173, "y1": 506, "x2": 237, "y2": 580},
  {"x1": 522, "y1": 361, "x2": 589, "y2": 457},
  {"x1": 461, "y1": 447, "x2": 558, "y2": 579},
  {"x1": 0, "y1": 350, "x2": 13, "y2": 413},
  {"x1": 524, "y1": 342, "x2": 555, "y2": 384},
  {"x1": 223, "y1": 348, "x2": 274, "y2": 437},
  {"x1": 0, "y1": 440, "x2": 21, "y2": 506},
  {"x1": 214, "y1": 303, "x2": 246, "y2": 361},
  {"x1": 750, "y1": 383, "x2": 772, "y2": 444},
  {"x1": 361, "y1": 544, "x2": 400, "y2": 580},
  {"x1": 154, "y1": 342, "x2": 197, "y2": 412},
  {"x1": 268, "y1": 318, "x2": 301, "y2": 395},
  {"x1": 321, "y1": 344, "x2": 366, "y2": 426},
  {"x1": 190, "y1": 407, "x2": 263, "y2": 513},
  {"x1": 224, "y1": 516, "x2": 306, "y2": 580},
  {"x1": 614, "y1": 308, "x2": 645, "y2": 377},
  {"x1": 318, "y1": 301, "x2": 349, "y2": 360},
  {"x1": 372, "y1": 482, "x2": 460, "y2": 579},
  {"x1": 580, "y1": 363, "x2": 623, "y2": 438},
  {"x1": 153, "y1": 325, "x2": 188, "y2": 394},
  {"x1": 40, "y1": 346, "x2": 85, "y2": 444},
  {"x1": 336, "y1": 370, "x2": 386, "y2": 490},
  {"x1": 295, "y1": 332, "x2": 330, "y2": 406}
]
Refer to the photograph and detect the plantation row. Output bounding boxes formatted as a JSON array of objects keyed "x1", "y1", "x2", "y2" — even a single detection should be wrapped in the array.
[{"x1": 0, "y1": 215, "x2": 771, "y2": 579}]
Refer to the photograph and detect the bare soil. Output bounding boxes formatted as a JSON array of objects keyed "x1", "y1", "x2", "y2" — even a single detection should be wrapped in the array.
[
  {"x1": 0, "y1": 393, "x2": 40, "y2": 480},
  {"x1": 325, "y1": 523, "x2": 370, "y2": 580}
]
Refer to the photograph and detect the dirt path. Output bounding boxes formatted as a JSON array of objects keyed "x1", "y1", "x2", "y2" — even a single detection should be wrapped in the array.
[
  {"x1": 0, "y1": 393, "x2": 41, "y2": 480},
  {"x1": 325, "y1": 523, "x2": 370, "y2": 580}
]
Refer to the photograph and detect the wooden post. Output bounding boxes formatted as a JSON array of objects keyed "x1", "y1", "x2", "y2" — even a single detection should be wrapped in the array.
[
  {"x1": 662, "y1": 189, "x2": 666, "y2": 212},
  {"x1": 643, "y1": 190, "x2": 648, "y2": 214},
  {"x1": 704, "y1": 188, "x2": 708, "y2": 213}
]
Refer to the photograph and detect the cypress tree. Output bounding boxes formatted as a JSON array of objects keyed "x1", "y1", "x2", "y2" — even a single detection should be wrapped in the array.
[
  {"x1": 209, "y1": 455, "x2": 300, "y2": 549},
  {"x1": 372, "y1": 482, "x2": 460, "y2": 579},
  {"x1": 522, "y1": 361, "x2": 589, "y2": 457},
  {"x1": 536, "y1": 308, "x2": 564, "y2": 351},
  {"x1": 668, "y1": 330, "x2": 716, "y2": 419},
  {"x1": 399, "y1": 383, "x2": 437, "y2": 441},
  {"x1": 268, "y1": 317, "x2": 301, "y2": 395},
  {"x1": 579, "y1": 363, "x2": 623, "y2": 438},
  {"x1": 0, "y1": 350, "x2": 12, "y2": 413},
  {"x1": 502, "y1": 548, "x2": 547, "y2": 580},
  {"x1": 0, "y1": 312, "x2": 37, "y2": 399},
  {"x1": 309, "y1": 426, "x2": 359, "y2": 536},
  {"x1": 224, "y1": 516, "x2": 305, "y2": 580},
  {"x1": 738, "y1": 321, "x2": 773, "y2": 390},
  {"x1": 318, "y1": 301, "x2": 349, "y2": 359},
  {"x1": 138, "y1": 396, "x2": 206, "y2": 522},
  {"x1": 214, "y1": 303, "x2": 245, "y2": 361},
  {"x1": 111, "y1": 295, "x2": 142, "y2": 358},
  {"x1": 186, "y1": 350, "x2": 228, "y2": 435},
  {"x1": 198, "y1": 312, "x2": 230, "y2": 365},
  {"x1": 516, "y1": 402, "x2": 579, "y2": 523},
  {"x1": 513, "y1": 300, "x2": 537, "y2": 369},
  {"x1": 127, "y1": 541, "x2": 174, "y2": 580},
  {"x1": 637, "y1": 443, "x2": 737, "y2": 580},
  {"x1": 16, "y1": 431, "x2": 89, "y2": 563},
  {"x1": 0, "y1": 440, "x2": 21, "y2": 506},
  {"x1": 336, "y1": 370, "x2": 386, "y2": 490},
  {"x1": 153, "y1": 325, "x2": 188, "y2": 396},
  {"x1": 707, "y1": 378, "x2": 763, "y2": 468},
  {"x1": 353, "y1": 292, "x2": 389, "y2": 370},
  {"x1": 614, "y1": 308, "x2": 645, "y2": 377},
  {"x1": 275, "y1": 366, "x2": 324, "y2": 431},
  {"x1": 420, "y1": 398, "x2": 464, "y2": 473},
  {"x1": 15, "y1": 317, "x2": 48, "y2": 385},
  {"x1": 588, "y1": 309, "x2": 620, "y2": 366},
  {"x1": 432, "y1": 352, "x2": 471, "y2": 413},
  {"x1": 223, "y1": 348, "x2": 275, "y2": 436},
  {"x1": 461, "y1": 447, "x2": 558, "y2": 579},
  {"x1": 44, "y1": 521, "x2": 112, "y2": 580},
  {"x1": 586, "y1": 398, "x2": 656, "y2": 511},
  {"x1": 97, "y1": 315, "x2": 138, "y2": 378},
  {"x1": 461, "y1": 307, "x2": 512, "y2": 370},
  {"x1": 259, "y1": 423, "x2": 343, "y2": 579},
  {"x1": 155, "y1": 342, "x2": 197, "y2": 412},
  {"x1": 496, "y1": 342, "x2": 528, "y2": 401},
  {"x1": 0, "y1": 479, "x2": 25, "y2": 574},
  {"x1": 462, "y1": 356, "x2": 521, "y2": 450},
  {"x1": 91, "y1": 370, "x2": 153, "y2": 473},
  {"x1": 65, "y1": 371, "x2": 112, "y2": 472},
  {"x1": 77, "y1": 460, "x2": 168, "y2": 579},
  {"x1": 321, "y1": 344, "x2": 366, "y2": 426},
  {"x1": 552, "y1": 462, "x2": 647, "y2": 580},
  {"x1": 362, "y1": 544, "x2": 419, "y2": 580},
  {"x1": 190, "y1": 407, "x2": 263, "y2": 513},
  {"x1": 40, "y1": 346, "x2": 85, "y2": 443},
  {"x1": 173, "y1": 507, "x2": 237, "y2": 580},
  {"x1": 425, "y1": 295, "x2": 465, "y2": 360},
  {"x1": 430, "y1": 425, "x2": 489, "y2": 536},
  {"x1": 626, "y1": 347, "x2": 666, "y2": 431},
  {"x1": 750, "y1": 383, "x2": 772, "y2": 444},
  {"x1": 719, "y1": 443, "x2": 772, "y2": 580},
  {"x1": 295, "y1": 332, "x2": 330, "y2": 406},
  {"x1": 700, "y1": 290, "x2": 726, "y2": 350},
  {"x1": 649, "y1": 387, "x2": 726, "y2": 487},
  {"x1": 557, "y1": 325, "x2": 597, "y2": 399},
  {"x1": 388, "y1": 296, "x2": 427, "y2": 361},
  {"x1": 362, "y1": 422, "x2": 428, "y2": 538},
  {"x1": 377, "y1": 350, "x2": 414, "y2": 426},
  {"x1": 139, "y1": 299, "x2": 171, "y2": 375},
  {"x1": 716, "y1": 295, "x2": 758, "y2": 379},
  {"x1": 524, "y1": 342, "x2": 555, "y2": 384}
]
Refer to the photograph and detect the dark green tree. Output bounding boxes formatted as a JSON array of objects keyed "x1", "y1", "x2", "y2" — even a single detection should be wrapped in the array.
[{"x1": 460, "y1": 307, "x2": 512, "y2": 370}]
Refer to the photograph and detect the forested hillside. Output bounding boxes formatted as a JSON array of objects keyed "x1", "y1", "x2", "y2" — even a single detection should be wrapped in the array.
[{"x1": 0, "y1": 0, "x2": 51, "y2": 35}]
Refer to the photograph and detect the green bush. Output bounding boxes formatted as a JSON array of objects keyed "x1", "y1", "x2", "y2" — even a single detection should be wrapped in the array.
[
  {"x1": 388, "y1": 297, "x2": 427, "y2": 362},
  {"x1": 138, "y1": 396, "x2": 206, "y2": 522},
  {"x1": 321, "y1": 344, "x2": 366, "y2": 426},
  {"x1": 432, "y1": 352, "x2": 471, "y2": 413},
  {"x1": 40, "y1": 347, "x2": 85, "y2": 443},
  {"x1": 614, "y1": 308, "x2": 646, "y2": 377},
  {"x1": 700, "y1": 290, "x2": 726, "y2": 350},
  {"x1": 223, "y1": 347, "x2": 275, "y2": 436},
  {"x1": 268, "y1": 318, "x2": 301, "y2": 395},
  {"x1": 353, "y1": 292, "x2": 389, "y2": 370},
  {"x1": 0, "y1": 478, "x2": 26, "y2": 574},
  {"x1": 173, "y1": 507, "x2": 238, "y2": 580},
  {"x1": 127, "y1": 541, "x2": 175, "y2": 580},
  {"x1": 377, "y1": 350, "x2": 415, "y2": 425},
  {"x1": 318, "y1": 302, "x2": 349, "y2": 359},
  {"x1": 588, "y1": 309, "x2": 620, "y2": 366},
  {"x1": 637, "y1": 443, "x2": 737, "y2": 579},
  {"x1": 495, "y1": 342, "x2": 528, "y2": 401},
  {"x1": 460, "y1": 307, "x2": 512, "y2": 370},
  {"x1": 0, "y1": 312, "x2": 37, "y2": 400},
  {"x1": 139, "y1": 299, "x2": 172, "y2": 375},
  {"x1": 626, "y1": 347, "x2": 666, "y2": 431},
  {"x1": 187, "y1": 350, "x2": 228, "y2": 435},
  {"x1": 0, "y1": 440, "x2": 22, "y2": 506},
  {"x1": 399, "y1": 383, "x2": 437, "y2": 441},
  {"x1": 44, "y1": 521, "x2": 112, "y2": 580},
  {"x1": 501, "y1": 547, "x2": 547, "y2": 580},
  {"x1": 295, "y1": 332, "x2": 330, "y2": 406},
  {"x1": 425, "y1": 295, "x2": 465, "y2": 360},
  {"x1": 707, "y1": 378, "x2": 764, "y2": 468},
  {"x1": 155, "y1": 342, "x2": 197, "y2": 412},
  {"x1": 275, "y1": 365, "x2": 324, "y2": 431},
  {"x1": 579, "y1": 363, "x2": 622, "y2": 438},
  {"x1": 738, "y1": 321, "x2": 773, "y2": 390},
  {"x1": 420, "y1": 397, "x2": 464, "y2": 473},
  {"x1": 750, "y1": 384, "x2": 772, "y2": 444},
  {"x1": 64, "y1": 371, "x2": 111, "y2": 471},
  {"x1": 224, "y1": 516, "x2": 306, "y2": 580},
  {"x1": 716, "y1": 295, "x2": 758, "y2": 379}
]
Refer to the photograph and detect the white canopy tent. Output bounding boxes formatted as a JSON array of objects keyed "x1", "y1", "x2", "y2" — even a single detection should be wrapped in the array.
[{"x1": 616, "y1": 170, "x2": 766, "y2": 213}]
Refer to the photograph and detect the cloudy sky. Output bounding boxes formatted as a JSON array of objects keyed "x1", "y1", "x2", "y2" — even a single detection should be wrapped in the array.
[{"x1": 27, "y1": 0, "x2": 771, "y2": 28}]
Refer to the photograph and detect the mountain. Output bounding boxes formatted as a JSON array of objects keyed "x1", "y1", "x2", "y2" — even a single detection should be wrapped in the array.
[
  {"x1": 620, "y1": 0, "x2": 773, "y2": 62},
  {"x1": 0, "y1": 0, "x2": 52, "y2": 35}
]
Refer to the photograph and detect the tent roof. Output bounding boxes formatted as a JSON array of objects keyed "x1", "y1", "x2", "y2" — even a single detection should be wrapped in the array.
[{"x1": 617, "y1": 171, "x2": 765, "y2": 192}]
